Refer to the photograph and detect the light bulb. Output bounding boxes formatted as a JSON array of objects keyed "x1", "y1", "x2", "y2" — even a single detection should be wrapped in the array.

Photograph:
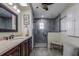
[
  {"x1": 17, "y1": 9, "x2": 20, "y2": 13},
  {"x1": 13, "y1": 5, "x2": 17, "y2": 10}
]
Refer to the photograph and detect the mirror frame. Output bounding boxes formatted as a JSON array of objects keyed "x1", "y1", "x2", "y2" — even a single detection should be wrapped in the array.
[{"x1": 0, "y1": 3, "x2": 18, "y2": 32}]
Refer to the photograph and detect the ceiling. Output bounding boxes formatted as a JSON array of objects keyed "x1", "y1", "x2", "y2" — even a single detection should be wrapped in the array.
[
  {"x1": 31, "y1": 3, "x2": 69, "y2": 18},
  {"x1": 15, "y1": 3, "x2": 30, "y2": 11}
]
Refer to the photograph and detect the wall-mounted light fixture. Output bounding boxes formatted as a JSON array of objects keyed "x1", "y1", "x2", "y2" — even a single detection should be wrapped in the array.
[
  {"x1": 13, "y1": 5, "x2": 17, "y2": 10},
  {"x1": 17, "y1": 9, "x2": 20, "y2": 13},
  {"x1": 13, "y1": 5, "x2": 20, "y2": 13}
]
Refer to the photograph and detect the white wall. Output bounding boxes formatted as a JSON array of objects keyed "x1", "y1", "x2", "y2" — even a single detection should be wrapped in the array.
[
  {"x1": 20, "y1": 7, "x2": 33, "y2": 37},
  {"x1": 61, "y1": 3, "x2": 79, "y2": 43},
  {"x1": 61, "y1": 3, "x2": 79, "y2": 56}
]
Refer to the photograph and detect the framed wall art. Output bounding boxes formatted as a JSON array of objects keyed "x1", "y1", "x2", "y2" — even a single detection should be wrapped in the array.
[{"x1": 23, "y1": 14, "x2": 30, "y2": 27}]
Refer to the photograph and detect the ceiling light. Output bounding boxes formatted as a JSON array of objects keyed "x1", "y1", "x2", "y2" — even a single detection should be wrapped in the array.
[
  {"x1": 20, "y1": 3, "x2": 28, "y2": 6},
  {"x1": 41, "y1": 3, "x2": 54, "y2": 11},
  {"x1": 17, "y1": 9, "x2": 20, "y2": 13},
  {"x1": 13, "y1": 5, "x2": 17, "y2": 10},
  {"x1": 8, "y1": 3, "x2": 13, "y2": 5}
]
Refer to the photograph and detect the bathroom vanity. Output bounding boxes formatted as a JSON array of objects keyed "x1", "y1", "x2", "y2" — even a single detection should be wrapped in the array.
[
  {"x1": 0, "y1": 3, "x2": 33, "y2": 56},
  {"x1": 0, "y1": 36, "x2": 32, "y2": 56}
]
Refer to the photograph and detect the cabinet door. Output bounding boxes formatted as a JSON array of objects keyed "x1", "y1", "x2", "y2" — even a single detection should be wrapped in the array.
[
  {"x1": 20, "y1": 42, "x2": 25, "y2": 56},
  {"x1": 24, "y1": 40, "x2": 28, "y2": 56},
  {"x1": 28, "y1": 38, "x2": 32, "y2": 56},
  {"x1": 20, "y1": 40, "x2": 28, "y2": 56},
  {"x1": 2, "y1": 45, "x2": 20, "y2": 56}
]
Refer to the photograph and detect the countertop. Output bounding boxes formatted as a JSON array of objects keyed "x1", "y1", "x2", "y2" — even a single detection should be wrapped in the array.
[{"x1": 0, "y1": 36, "x2": 31, "y2": 55}]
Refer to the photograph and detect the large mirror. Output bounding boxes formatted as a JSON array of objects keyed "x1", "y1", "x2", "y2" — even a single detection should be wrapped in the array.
[{"x1": 0, "y1": 4, "x2": 18, "y2": 32}]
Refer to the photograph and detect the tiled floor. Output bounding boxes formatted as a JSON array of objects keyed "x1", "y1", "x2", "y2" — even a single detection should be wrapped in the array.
[{"x1": 30, "y1": 48, "x2": 62, "y2": 56}]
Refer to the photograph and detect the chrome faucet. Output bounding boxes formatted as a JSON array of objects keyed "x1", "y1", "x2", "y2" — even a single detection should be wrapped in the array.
[{"x1": 9, "y1": 35, "x2": 15, "y2": 39}]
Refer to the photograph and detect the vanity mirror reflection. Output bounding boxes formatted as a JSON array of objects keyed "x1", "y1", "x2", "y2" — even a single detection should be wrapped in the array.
[{"x1": 0, "y1": 3, "x2": 18, "y2": 32}]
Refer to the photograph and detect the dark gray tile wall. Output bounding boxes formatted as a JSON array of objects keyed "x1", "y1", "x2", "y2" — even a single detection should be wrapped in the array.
[{"x1": 33, "y1": 15, "x2": 60, "y2": 45}]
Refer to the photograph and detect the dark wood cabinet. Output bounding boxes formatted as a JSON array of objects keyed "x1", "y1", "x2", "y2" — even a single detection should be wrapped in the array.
[
  {"x1": 28, "y1": 37, "x2": 32, "y2": 55},
  {"x1": 24, "y1": 40, "x2": 28, "y2": 56},
  {"x1": 2, "y1": 37, "x2": 32, "y2": 56},
  {"x1": 20, "y1": 40, "x2": 28, "y2": 56},
  {"x1": 2, "y1": 45, "x2": 20, "y2": 56}
]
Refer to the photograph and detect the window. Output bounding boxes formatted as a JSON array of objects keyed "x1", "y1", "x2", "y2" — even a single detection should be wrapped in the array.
[{"x1": 39, "y1": 22, "x2": 44, "y2": 29}]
